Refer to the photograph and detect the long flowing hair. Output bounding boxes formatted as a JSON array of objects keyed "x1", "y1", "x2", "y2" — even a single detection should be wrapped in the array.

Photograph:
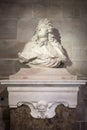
[{"x1": 31, "y1": 18, "x2": 59, "y2": 45}]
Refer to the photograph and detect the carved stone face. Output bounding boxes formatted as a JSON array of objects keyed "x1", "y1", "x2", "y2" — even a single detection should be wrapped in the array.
[
  {"x1": 18, "y1": 18, "x2": 67, "y2": 68},
  {"x1": 36, "y1": 101, "x2": 48, "y2": 111},
  {"x1": 37, "y1": 27, "x2": 48, "y2": 38}
]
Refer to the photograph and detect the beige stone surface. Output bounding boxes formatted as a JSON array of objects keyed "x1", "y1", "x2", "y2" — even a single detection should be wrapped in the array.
[
  {"x1": 0, "y1": 0, "x2": 87, "y2": 76},
  {"x1": 0, "y1": 60, "x2": 15, "y2": 78},
  {"x1": 0, "y1": 20, "x2": 17, "y2": 39},
  {"x1": 0, "y1": 40, "x2": 25, "y2": 58},
  {"x1": 9, "y1": 68, "x2": 77, "y2": 80}
]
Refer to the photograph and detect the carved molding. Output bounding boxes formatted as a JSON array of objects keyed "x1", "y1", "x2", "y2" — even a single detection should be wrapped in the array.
[{"x1": 17, "y1": 100, "x2": 69, "y2": 119}]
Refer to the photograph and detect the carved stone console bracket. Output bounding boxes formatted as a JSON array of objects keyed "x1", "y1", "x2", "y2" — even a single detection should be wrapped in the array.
[
  {"x1": 1, "y1": 79, "x2": 87, "y2": 119},
  {"x1": 0, "y1": 68, "x2": 87, "y2": 119},
  {"x1": 17, "y1": 100, "x2": 69, "y2": 119}
]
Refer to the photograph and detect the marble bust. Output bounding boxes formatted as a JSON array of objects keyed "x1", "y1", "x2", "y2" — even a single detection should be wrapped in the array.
[{"x1": 18, "y1": 18, "x2": 67, "y2": 68}]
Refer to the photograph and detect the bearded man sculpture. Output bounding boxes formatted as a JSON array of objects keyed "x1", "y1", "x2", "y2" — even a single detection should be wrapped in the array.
[{"x1": 18, "y1": 19, "x2": 67, "y2": 68}]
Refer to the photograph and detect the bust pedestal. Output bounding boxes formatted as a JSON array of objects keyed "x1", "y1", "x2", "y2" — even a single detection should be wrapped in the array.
[{"x1": 1, "y1": 68, "x2": 86, "y2": 119}]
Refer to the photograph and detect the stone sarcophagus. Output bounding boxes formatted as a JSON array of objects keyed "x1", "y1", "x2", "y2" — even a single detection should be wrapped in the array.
[{"x1": 1, "y1": 68, "x2": 86, "y2": 119}]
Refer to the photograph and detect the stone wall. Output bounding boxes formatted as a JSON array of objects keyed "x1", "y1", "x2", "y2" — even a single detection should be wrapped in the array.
[
  {"x1": 0, "y1": 0, "x2": 87, "y2": 130},
  {"x1": 0, "y1": 0, "x2": 87, "y2": 79}
]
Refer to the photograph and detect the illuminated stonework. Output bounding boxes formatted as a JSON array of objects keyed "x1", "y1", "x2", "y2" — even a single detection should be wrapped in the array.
[{"x1": 18, "y1": 18, "x2": 67, "y2": 68}]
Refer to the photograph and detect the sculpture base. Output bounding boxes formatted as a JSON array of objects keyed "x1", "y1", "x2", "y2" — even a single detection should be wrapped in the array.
[
  {"x1": 8, "y1": 86, "x2": 79, "y2": 119},
  {"x1": 1, "y1": 68, "x2": 86, "y2": 119},
  {"x1": 9, "y1": 68, "x2": 77, "y2": 80}
]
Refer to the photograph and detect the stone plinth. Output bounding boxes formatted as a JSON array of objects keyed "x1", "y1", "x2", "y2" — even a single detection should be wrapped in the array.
[{"x1": 1, "y1": 68, "x2": 86, "y2": 119}]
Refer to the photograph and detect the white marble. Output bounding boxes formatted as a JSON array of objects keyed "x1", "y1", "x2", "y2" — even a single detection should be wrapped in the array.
[
  {"x1": 1, "y1": 79, "x2": 86, "y2": 85},
  {"x1": 0, "y1": 68, "x2": 87, "y2": 119},
  {"x1": 18, "y1": 19, "x2": 67, "y2": 68}
]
